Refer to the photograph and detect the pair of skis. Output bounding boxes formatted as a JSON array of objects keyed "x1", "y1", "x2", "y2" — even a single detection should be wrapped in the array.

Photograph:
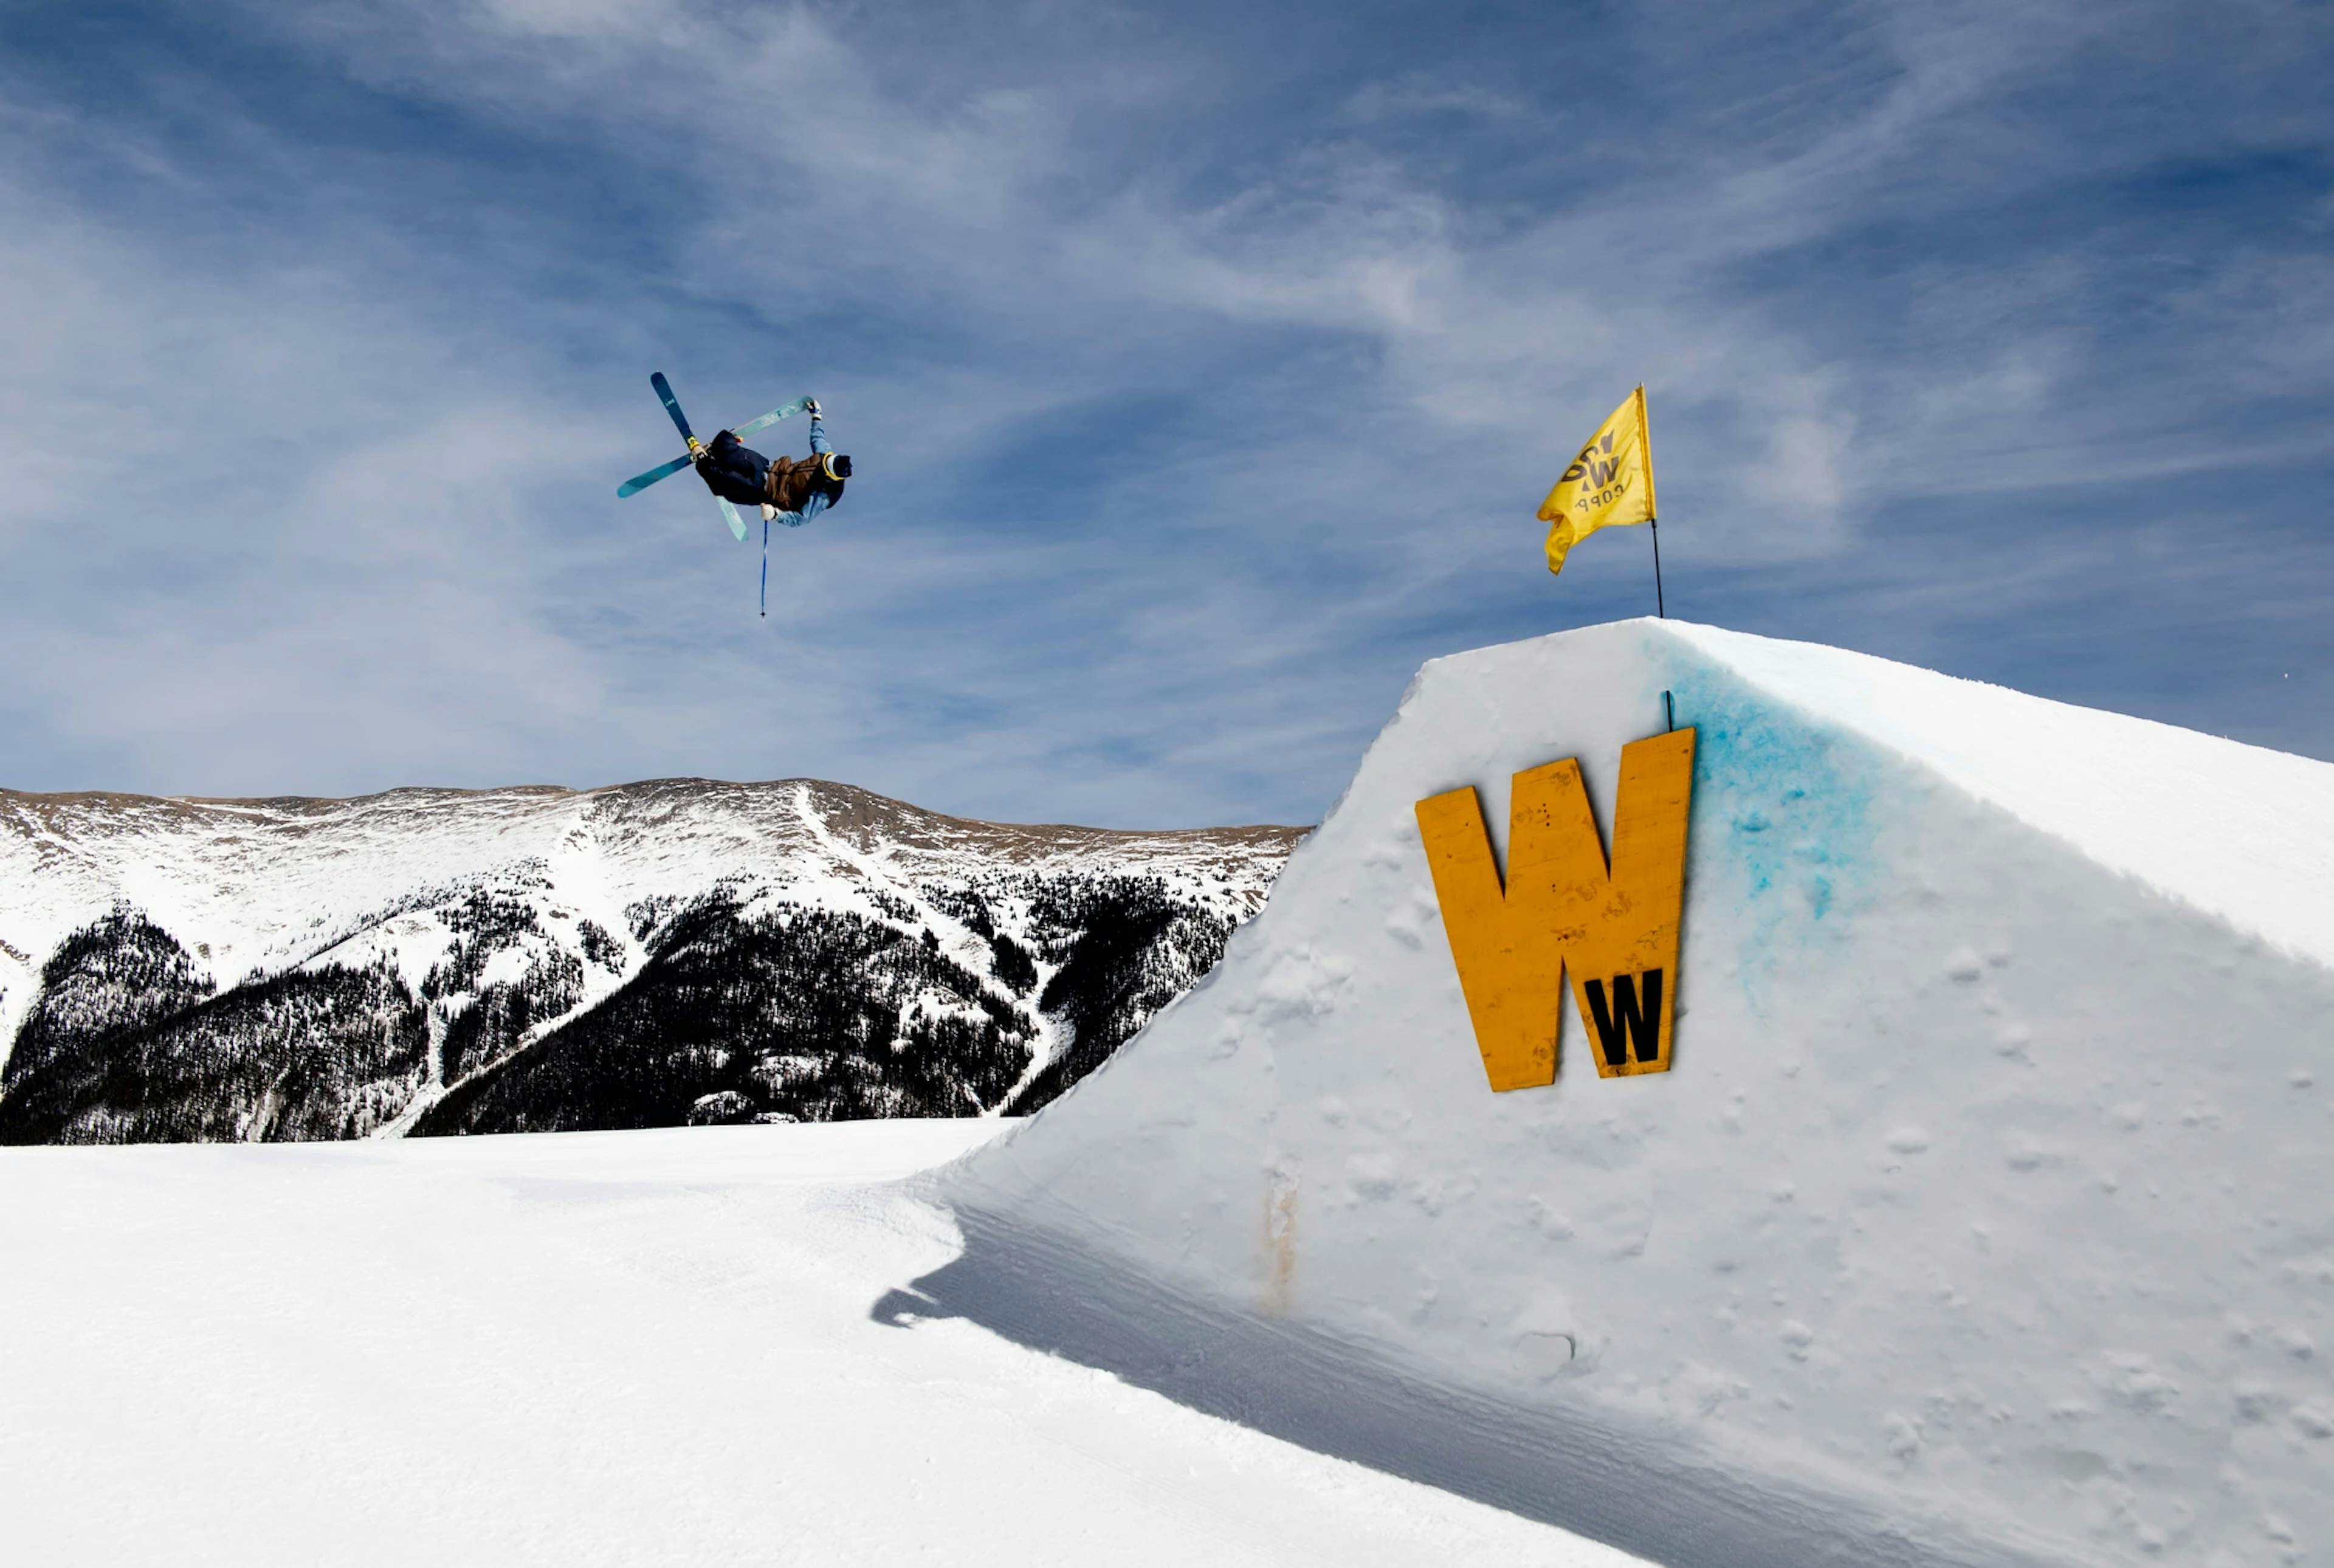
[{"x1": 617, "y1": 372, "x2": 813, "y2": 616}]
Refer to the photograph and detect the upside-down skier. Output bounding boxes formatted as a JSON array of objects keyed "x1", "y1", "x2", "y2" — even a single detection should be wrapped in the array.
[{"x1": 694, "y1": 398, "x2": 853, "y2": 527}]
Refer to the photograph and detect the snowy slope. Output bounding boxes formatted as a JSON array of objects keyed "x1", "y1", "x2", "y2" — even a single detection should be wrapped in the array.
[
  {"x1": 0, "y1": 1122, "x2": 1647, "y2": 1567},
  {"x1": 0, "y1": 780, "x2": 1299, "y2": 1140},
  {"x1": 945, "y1": 619, "x2": 2334, "y2": 1567}
]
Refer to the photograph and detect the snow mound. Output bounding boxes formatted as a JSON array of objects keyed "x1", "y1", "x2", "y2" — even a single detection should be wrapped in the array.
[{"x1": 941, "y1": 619, "x2": 2334, "y2": 1567}]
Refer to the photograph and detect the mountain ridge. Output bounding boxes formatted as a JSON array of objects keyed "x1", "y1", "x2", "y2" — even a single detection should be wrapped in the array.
[{"x1": 0, "y1": 777, "x2": 1305, "y2": 1142}]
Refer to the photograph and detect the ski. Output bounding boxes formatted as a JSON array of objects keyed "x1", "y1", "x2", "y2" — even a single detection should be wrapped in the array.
[
  {"x1": 718, "y1": 497, "x2": 748, "y2": 543},
  {"x1": 621, "y1": 371, "x2": 707, "y2": 498},
  {"x1": 651, "y1": 371, "x2": 698, "y2": 447},
  {"x1": 731, "y1": 396, "x2": 814, "y2": 441},
  {"x1": 617, "y1": 453, "x2": 692, "y2": 498}
]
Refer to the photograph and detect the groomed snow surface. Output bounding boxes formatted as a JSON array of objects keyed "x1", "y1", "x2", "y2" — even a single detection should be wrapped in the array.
[{"x1": 0, "y1": 1121, "x2": 1642, "y2": 1567}]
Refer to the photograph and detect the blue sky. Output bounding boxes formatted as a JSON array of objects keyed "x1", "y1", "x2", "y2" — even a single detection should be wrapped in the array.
[{"x1": 2, "y1": 0, "x2": 2329, "y2": 827}]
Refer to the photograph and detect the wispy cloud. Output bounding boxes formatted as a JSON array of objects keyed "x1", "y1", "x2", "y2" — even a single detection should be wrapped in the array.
[{"x1": 1, "y1": 0, "x2": 2329, "y2": 824}]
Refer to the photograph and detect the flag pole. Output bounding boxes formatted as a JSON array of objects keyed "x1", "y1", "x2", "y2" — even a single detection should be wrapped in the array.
[
  {"x1": 1639, "y1": 384, "x2": 1665, "y2": 619},
  {"x1": 1654, "y1": 518, "x2": 1673, "y2": 732},
  {"x1": 1640, "y1": 384, "x2": 1674, "y2": 732},
  {"x1": 1651, "y1": 517, "x2": 1666, "y2": 619}
]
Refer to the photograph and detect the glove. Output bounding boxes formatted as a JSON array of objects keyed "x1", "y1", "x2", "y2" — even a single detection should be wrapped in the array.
[{"x1": 802, "y1": 398, "x2": 822, "y2": 419}]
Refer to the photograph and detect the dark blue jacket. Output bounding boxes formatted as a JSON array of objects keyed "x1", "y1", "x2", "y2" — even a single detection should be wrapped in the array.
[{"x1": 697, "y1": 429, "x2": 769, "y2": 507}]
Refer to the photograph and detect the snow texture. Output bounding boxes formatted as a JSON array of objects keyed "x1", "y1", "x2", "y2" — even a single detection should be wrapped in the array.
[
  {"x1": 0, "y1": 1122, "x2": 1644, "y2": 1567},
  {"x1": 944, "y1": 618, "x2": 2334, "y2": 1567}
]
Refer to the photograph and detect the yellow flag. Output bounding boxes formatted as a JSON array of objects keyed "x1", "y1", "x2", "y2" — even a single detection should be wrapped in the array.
[{"x1": 1539, "y1": 386, "x2": 1656, "y2": 576}]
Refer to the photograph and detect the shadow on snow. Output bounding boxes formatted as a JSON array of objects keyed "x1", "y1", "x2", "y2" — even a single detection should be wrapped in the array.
[{"x1": 872, "y1": 1206, "x2": 2079, "y2": 1568}]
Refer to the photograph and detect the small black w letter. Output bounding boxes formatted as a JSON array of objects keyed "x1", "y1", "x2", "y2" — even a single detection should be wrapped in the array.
[{"x1": 1583, "y1": 969, "x2": 1664, "y2": 1067}]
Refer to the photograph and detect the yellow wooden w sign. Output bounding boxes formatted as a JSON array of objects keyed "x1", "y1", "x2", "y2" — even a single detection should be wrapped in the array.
[{"x1": 1414, "y1": 729, "x2": 1696, "y2": 1087}]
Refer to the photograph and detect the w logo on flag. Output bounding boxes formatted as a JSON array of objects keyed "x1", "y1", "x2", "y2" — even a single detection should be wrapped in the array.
[
  {"x1": 1564, "y1": 430, "x2": 1625, "y2": 490},
  {"x1": 1413, "y1": 728, "x2": 1696, "y2": 1087}
]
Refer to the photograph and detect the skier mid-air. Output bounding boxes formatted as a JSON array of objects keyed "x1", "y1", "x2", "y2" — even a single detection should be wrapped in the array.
[
  {"x1": 693, "y1": 398, "x2": 852, "y2": 527},
  {"x1": 616, "y1": 374, "x2": 856, "y2": 615}
]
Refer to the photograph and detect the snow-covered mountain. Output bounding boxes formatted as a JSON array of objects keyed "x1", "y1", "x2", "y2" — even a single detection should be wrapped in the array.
[{"x1": 0, "y1": 780, "x2": 1303, "y2": 1143}]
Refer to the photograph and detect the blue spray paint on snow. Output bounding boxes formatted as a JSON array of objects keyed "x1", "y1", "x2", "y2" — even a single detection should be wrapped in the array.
[{"x1": 1653, "y1": 653, "x2": 1882, "y2": 1011}]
